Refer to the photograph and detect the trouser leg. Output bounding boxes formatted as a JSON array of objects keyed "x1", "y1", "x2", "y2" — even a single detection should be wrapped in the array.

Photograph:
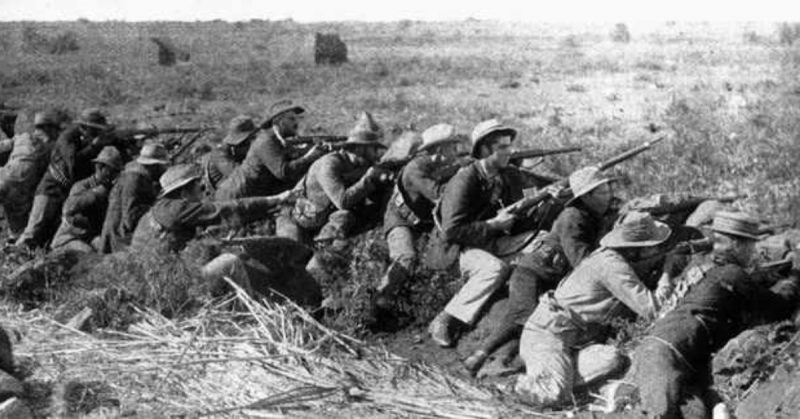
[
  {"x1": 16, "y1": 193, "x2": 64, "y2": 249},
  {"x1": 444, "y1": 248, "x2": 510, "y2": 325},
  {"x1": 377, "y1": 226, "x2": 416, "y2": 299},
  {"x1": 515, "y1": 327, "x2": 575, "y2": 407},
  {"x1": 634, "y1": 338, "x2": 687, "y2": 419}
]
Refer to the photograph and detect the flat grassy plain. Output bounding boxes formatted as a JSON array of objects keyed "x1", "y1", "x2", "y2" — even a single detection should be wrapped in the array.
[{"x1": 2, "y1": 19, "x2": 800, "y2": 417}]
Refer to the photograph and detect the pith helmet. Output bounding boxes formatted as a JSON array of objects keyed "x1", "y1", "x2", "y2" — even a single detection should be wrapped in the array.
[
  {"x1": 419, "y1": 123, "x2": 460, "y2": 152},
  {"x1": 264, "y1": 99, "x2": 305, "y2": 127},
  {"x1": 223, "y1": 115, "x2": 257, "y2": 145},
  {"x1": 566, "y1": 166, "x2": 616, "y2": 206},
  {"x1": 33, "y1": 110, "x2": 64, "y2": 128},
  {"x1": 92, "y1": 146, "x2": 123, "y2": 171},
  {"x1": 342, "y1": 111, "x2": 386, "y2": 148},
  {"x1": 137, "y1": 142, "x2": 170, "y2": 166},
  {"x1": 711, "y1": 211, "x2": 760, "y2": 241},
  {"x1": 470, "y1": 118, "x2": 517, "y2": 158},
  {"x1": 77, "y1": 108, "x2": 109, "y2": 130},
  {"x1": 159, "y1": 163, "x2": 202, "y2": 197},
  {"x1": 600, "y1": 211, "x2": 672, "y2": 248}
]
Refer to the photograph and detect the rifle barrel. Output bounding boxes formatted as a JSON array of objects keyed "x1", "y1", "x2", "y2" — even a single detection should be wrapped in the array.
[
  {"x1": 598, "y1": 136, "x2": 665, "y2": 171},
  {"x1": 510, "y1": 147, "x2": 582, "y2": 160}
]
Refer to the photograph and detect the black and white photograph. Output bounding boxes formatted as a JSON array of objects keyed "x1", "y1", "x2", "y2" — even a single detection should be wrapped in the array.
[{"x1": 1, "y1": 1, "x2": 800, "y2": 417}]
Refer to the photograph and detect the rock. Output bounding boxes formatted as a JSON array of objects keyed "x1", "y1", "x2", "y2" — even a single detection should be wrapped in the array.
[
  {"x1": 0, "y1": 398, "x2": 32, "y2": 419},
  {"x1": 736, "y1": 367, "x2": 800, "y2": 419},
  {"x1": 314, "y1": 33, "x2": 348, "y2": 65}
]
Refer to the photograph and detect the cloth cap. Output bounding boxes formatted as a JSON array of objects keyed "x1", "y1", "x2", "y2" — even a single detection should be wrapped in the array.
[
  {"x1": 77, "y1": 108, "x2": 109, "y2": 130},
  {"x1": 600, "y1": 211, "x2": 672, "y2": 248},
  {"x1": 264, "y1": 99, "x2": 305, "y2": 127},
  {"x1": 223, "y1": 115, "x2": 257, "y2": 145},
  {"x1": 566, "y1": 166, "x2": 615, "y2": 206},
  {"x1": 159, "y1": 163, "x2": 202, "y2": 197},
  {"x1": 137, "y1": 142, "x2": 170, "y2": 166},
  {"x1": 92, "y1": 146, "x2": 123, "y2": 171},
  {"x1": 342, "y1": 111, "x2": 386, "y2": 148},
  {"x1": 419, "y1": 123, "x2": 460, "y2": 152},
  {"x1": 711, "y1": 211, "x2": 760, "y2": 240},
  {"x1": 470, "y1": 118, "x2": 517, "y2": 157}
]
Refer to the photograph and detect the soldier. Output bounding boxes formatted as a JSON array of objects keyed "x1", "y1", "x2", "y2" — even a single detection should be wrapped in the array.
[
  {"x1": 50, "y1": 146, "x2": 123, "y2": 253},
  {"x1": 463, "y1": 166, "x2": 618, "y2": 374},
  {"x1": 97, "y1": 142, "x2": 170, "y2": 254},
  {"x1": 130, "y1": 164, "x2": 294, "y2": 254},
  {"x1": 275, "y1": 111, "x2": 393, "y2": 245},
  {"x1": 426, "y1": 119, "x2": 556, "y2": 348},
  {"x1": 16, "y1": 108, "x2": 116, "y2": 249},
  {"x1": 514, "y1": 212, "x2": 675, "y2": 407},
  {"x1": 201, "y1": 115, "x2": 256, "y2": 194},
  {"x1": 0, "y1": 110, "x2": 65, "y2": 242},
  {"x1": 215, "y1": 100, "x2": 327, "y2": 200},
  {"x1": 630, "y1": 212, "x2": 799, "y2": 418},
  {"x1": 373, "y1": 123, "x2": 464, "y2": 315}
]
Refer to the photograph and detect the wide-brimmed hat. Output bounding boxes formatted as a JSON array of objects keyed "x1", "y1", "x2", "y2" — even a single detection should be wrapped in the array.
[
  {"x1": 600, "y1": 211, "x2": 672, "y2": 248},
  {"x1": 76, "y1": 108, "x2": 109, "y2": 130},
  {"x1": 33, "y1": 110, "x2": 64, "y2": 128},
  {"x1": 711, "y1": 211, "x2": 760, "y2": 241},
  {"x1": 418, "y1": 123, "x2": 461, "y2": 152},
  {"x1": 159, "y1": 163, "x2": 202, "y2": 197},
  {"x1": 263, "y1": 99, "x2": 305, "y2": 127},
  {"x1": 137, "y1": 142, "x2": 170, "y2": 166},
  {"x1": 341, "y1": 111, "x2": 386, "y2": 148},
  {"x1": 470, "y1": 119, "x2": 517, "y2": 158},
  {"x1": 565, "y1": 166, "x2": 616, "y2": 206},
  {"x1": 223, "y1": 115, "x2": 257, "y2": 145},
  {"x1": 92, "y1": 146, "x2": 123, "y2": 171}
]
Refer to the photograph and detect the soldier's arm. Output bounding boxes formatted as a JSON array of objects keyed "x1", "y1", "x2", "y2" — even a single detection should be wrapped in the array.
[
  {"x1": 256, "y1": 133, "x2": 316, "y2": 181},
  {"x1": 318, "y1": 157, "x2": 379, "y2": 210},
  {"x1": 120, "y1": 176, "x2": 154, "y2": 234},
  {"x1": 64, "y1": 184, "x2": 109, "y2": 216},
  {"x1": 603, "y1": 259, "x2": 668, "y2": 320},
  {"x1": 555, "y1": 208, "x2": 595, "y2": 267},
  {"x1": 440, "y1": 169, "x2": 496, "y2": 247}
]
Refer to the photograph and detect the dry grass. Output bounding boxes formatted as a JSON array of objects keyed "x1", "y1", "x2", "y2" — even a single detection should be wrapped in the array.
[{"x1": 5, "y1": 279, "x2": 554, "y2": 418}]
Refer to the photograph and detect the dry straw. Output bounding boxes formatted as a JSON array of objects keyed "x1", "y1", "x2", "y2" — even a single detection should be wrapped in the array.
[{"x1": 8, "y1": 278, "x2": 556, "y2": 418}]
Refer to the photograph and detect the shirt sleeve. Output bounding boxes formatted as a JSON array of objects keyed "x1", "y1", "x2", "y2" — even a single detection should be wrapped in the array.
[
  {"x1": 317, "y1": 156, "x2": 376, "y2": 210},
  {"x1": 602, "y1": 258, "x2": 659, "y2": 320},
  {"x1": 440, "y1": 167, "x2": 495, "y2": 247},
  {"x1": 120, "y1": 175, "x2": 153, "y2": 234},
  {"x1": 254, "y1": 132, "x2": 313, "y2": 181}
]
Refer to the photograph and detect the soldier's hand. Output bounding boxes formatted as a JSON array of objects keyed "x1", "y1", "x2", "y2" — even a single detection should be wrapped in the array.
[
  {"x1": 543, "y1": 183, "x2": 565, "y2": 199},
  {"x1": 304, "y1": 144, "x2": 328, "y2": 159},
  {"x1": 487, "y1": 210, "x2": 516, "y2": 233},
  {"x1": 365, "y1": 166, "x2": 394, "y2": 184}
]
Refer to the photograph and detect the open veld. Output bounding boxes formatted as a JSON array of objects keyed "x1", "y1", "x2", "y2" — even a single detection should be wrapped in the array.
[{"x1": 1, "y1": 19, "x2": 800, "y2": 417}]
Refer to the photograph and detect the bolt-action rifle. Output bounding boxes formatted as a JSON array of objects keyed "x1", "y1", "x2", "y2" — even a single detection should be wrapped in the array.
[
  {"x1": 509, "y1": 146, "x2": 582, "y2": 161},
  {"x1": 502, "y1": 136, "x2": 666, "y2": 216}
]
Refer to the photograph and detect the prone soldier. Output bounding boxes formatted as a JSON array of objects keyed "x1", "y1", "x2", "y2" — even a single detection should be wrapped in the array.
[
  {"x1": 215, "y1": 100, "x2": 327, "y2": 200},
  {"x1": 17, "y1": 108, "x2": 118, "y2": 249},
  {"x1": 201, "y1": 115, "x2": 257, "y2": 194},
  {"x1": 97, "y1": 142, "x2": 170, "y2": 253},
  {"x1": 0, "y1": 110, "x2": 66, "y2": 242},
  {"x1": 50, "y1": 146, "x2": 124, "y2": 253}
]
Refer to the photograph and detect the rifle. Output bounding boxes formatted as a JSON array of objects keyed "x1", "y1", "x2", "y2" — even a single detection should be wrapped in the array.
[
  {"x1": 103, "y1": 126, "x2": 210, "y2": 142},
  {"x1": 502, "y1": 136, "x2": 666, "y2": 216},
  {"x1": 643, "y1": 194, "x2": 745, "y2": 217},
  {"x1": 509, "y1": 146, "x2": 582, "y2": 161},
  {"x1": 286, "y1": 135, "x2": 348, "y2": 146},
  {"x1": 169, "y1": 129, "x2": 210, "y2": 163}
]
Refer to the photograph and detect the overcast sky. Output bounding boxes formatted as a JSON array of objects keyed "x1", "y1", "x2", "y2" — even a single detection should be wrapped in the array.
[{"x1": 1, "y1": 0, "x2": 798, "y2": 22}]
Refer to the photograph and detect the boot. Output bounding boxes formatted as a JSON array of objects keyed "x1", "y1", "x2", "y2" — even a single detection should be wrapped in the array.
[
  {"x1": 428, "y1": 311, "x2": 456, "y2": 347},
  {"x1": 463, "y1": 350, "x2": 489, "y2": 375}
]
